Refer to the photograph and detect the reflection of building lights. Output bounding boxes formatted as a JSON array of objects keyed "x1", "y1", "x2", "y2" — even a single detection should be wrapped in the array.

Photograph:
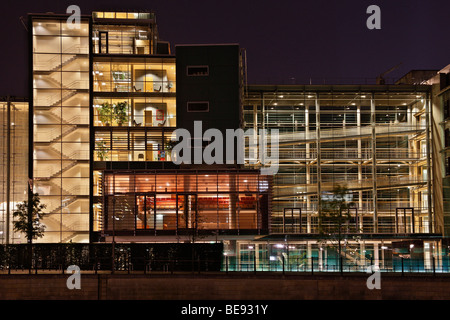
[
  {"x1": 275, "y1": 244, "x2": 284, "y2": 248},
  {"x1": 269, "y1": 256, "x2": 276, "y2": 261},
  {"x1": 381, "y1": 246, "x2": 388, "y2": 250},
  {"x1": 248, "y1": 246, "x2": 254, "y2": 249}
]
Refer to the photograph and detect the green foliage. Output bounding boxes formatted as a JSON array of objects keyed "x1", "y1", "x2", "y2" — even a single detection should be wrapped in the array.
[
  {"x1": 319, "y1": 184, "x2": 355, "y2": 236},
  {"x1": 318, "y1": 185, "x2": 356, "y2": 257},
  {"x1": 98, "y1": 102, "x2": 113, "y2": 125},
  {"x1": 13, "y1": 193, "x2": 47, "y2": 242},
  {"x1": 113, "y1": 101, "x2": 128, "y2": 125},
  {"x1": 95, "y1": 140, "x2": 109, "y2": 161},
  {"x1": 98, "y1": 101, "x2": 129, "y2": 126}
]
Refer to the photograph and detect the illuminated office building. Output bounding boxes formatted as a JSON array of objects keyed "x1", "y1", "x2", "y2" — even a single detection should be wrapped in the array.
[
  {"x1": 28, "y1": 11, "x2": 268, "y2": 244},
  {"x1": 1, "y1": 10, "x2": 449, "y2": 271}
]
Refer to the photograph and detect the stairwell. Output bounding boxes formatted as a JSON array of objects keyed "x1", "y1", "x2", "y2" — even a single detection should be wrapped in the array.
[{"x1": 34, "y1": 44, "x2": 90, "y2": 242}]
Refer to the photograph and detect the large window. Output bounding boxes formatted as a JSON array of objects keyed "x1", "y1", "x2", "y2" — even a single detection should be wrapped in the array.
[
  {"x1": 93, "y1": 58, "x2": 176, "y2": 93},
  {"x1": 101, "y1": 171, "x2": 271, "y2": 234},
  {"x1": 93, "y1": 96, "x2": 176, "y2": 128},
  {"x1": 92, "y1": 22, "x2": 155, "y2": 55}
]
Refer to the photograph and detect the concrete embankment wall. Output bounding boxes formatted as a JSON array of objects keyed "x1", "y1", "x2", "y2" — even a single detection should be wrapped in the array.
[{"x1": 1, "y1": 273, "x2": 450, "y2": 300}]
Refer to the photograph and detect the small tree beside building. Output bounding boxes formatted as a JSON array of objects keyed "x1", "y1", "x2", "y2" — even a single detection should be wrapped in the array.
[
  {"x1": 318, "y1": 185, "x2": 355, "y2": 270},
  {"x1": 13, "y1": 192, "x2": 47, "y2": 243}
]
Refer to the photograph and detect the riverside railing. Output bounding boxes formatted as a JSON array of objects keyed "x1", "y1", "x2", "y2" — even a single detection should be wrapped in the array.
[{"x1": 1, "y1": 254, "x2": 449, "y2": 275}]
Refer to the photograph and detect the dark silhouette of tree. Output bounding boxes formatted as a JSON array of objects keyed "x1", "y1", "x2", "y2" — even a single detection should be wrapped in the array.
[
  {"x1": 13, "y1": 192, "x2": 47, "y2": 243},
  {"x1": 319, "y1": 185, "x2": 355, "y2": 270}
]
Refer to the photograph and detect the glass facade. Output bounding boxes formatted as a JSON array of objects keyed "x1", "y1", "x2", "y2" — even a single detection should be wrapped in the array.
[
  {"x1": 23, "y1": 12, "x2": 447, "y2": 266},
  {"x1": 92, "y1": 57, "x2": 176, "y2": 163},
  {"x1": 244, "y1": 87, "x2": 433, "y2": 235},
  {"x1": 0, "y1": 100, "x2": 28, "y2": 244},
  {"x1": 99, "y1": 171, "x2": 271, "y2": 236},
  {"x1": 231, "y1": 239, "x2": 443, "y2": 273},
  {"x1": 92, "y1": 11, "x2": 157, "y2": 55},
  {"x1": 90, "y1": 14, "x2": 177, "y2": 239},
  {"x1": 93, "y1": 58, "x2": 176, "y2": 94},
  {"x1": 32, "y1": 18, "x2": 90, "y2": 243}
]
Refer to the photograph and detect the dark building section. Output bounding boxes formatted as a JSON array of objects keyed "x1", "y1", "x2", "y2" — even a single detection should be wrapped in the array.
[{"x1": 175, "y1": 45, "x2": 243, "y2": 166}]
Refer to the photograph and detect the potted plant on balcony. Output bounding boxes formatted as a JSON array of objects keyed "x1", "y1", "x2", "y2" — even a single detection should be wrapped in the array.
[
  {"x1": 96, "y1": 140, "x2": 109, "y2": 161},
  {"x1": 114, "y1": 101, "x2": 128, "y2": 126},
  {"x1": 98, "y1": 102, "x2": 113, "y2": 126}
]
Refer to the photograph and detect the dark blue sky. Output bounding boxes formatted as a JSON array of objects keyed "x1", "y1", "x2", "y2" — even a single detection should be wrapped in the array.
[{"x1": 1, "y1": 0, "x2": 449, "y2": 97}]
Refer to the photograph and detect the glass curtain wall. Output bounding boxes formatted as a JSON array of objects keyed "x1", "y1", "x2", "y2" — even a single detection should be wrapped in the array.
[
  {"x1": 244, "y1": 87, "x2": 432, "y2": 235},
  {"x1": 92, "y1": 12, "x2": 157, "y2": 55},
  {"x1": 93, "y1": 58, "x2": 176, "y2": 95},
  {"x1": 32, "y1": 18, "x2": 90, "y2": 243},
  {"x1": 234, "y1": 239, "x2": 442, "y2": 272},
  {"x1": 92, "y1": 57, "x2": 176, "y2": 162},
  {"x1": 98, "y1": 171, "x2": 271, "y2": 235},
  {"x1": 0, "y1": 101, "x2": 28, "y2": 244}
]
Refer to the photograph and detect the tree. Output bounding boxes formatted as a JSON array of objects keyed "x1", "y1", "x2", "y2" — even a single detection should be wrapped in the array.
[
  {"x1": 318, "y1": 185, "x2": 355, "y2": 270},
  {"x1": 113, "y1": 101, "x2": 128, "y2": 126},
  {"x1": 95, "y1": 140, "x2": 109, "y2": 161},
  {"x1": 13, "y1": 193, "x2": 47, "y2": 243},
  {"x1": 98, "y1": 102, "x2": 113, "y2": 126}
]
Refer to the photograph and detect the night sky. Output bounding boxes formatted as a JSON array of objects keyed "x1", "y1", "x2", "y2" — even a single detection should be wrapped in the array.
[{"x1": 0, "y1": 0, "x2": 449, "y2": 97}]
